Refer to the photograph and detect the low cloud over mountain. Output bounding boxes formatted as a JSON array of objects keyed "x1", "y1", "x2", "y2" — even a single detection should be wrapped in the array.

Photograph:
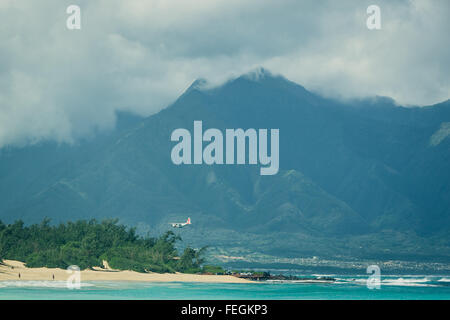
[{"x1": 1, "y1": 0, "x2": 449, "y2": 148}]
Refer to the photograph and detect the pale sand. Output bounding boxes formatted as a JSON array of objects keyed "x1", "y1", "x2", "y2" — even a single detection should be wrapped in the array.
[{"x1": 0, "y1": 260, "x2": 252, "y2": 283}]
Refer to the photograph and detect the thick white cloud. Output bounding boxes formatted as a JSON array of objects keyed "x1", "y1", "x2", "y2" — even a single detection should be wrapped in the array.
[{"x1": 0, "y1": 0, "x2": 449, "y2": 147}]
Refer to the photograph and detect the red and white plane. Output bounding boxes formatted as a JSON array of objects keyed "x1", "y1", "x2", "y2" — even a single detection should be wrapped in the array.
[{"x1": 170, "y1": 217, "x2": 192, "y2": 228}]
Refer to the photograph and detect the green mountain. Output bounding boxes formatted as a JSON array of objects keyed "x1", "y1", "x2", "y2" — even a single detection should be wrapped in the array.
[{"x1": 1, "y1": 69, "x2": 449, "y2": 262}]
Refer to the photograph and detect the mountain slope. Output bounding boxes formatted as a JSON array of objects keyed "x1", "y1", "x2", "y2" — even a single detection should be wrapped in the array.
[{"x1": 0, "y1": 69, "x2": 449, "y2": 260}]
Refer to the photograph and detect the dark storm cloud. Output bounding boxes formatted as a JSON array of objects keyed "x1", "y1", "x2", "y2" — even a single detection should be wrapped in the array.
[{"x1": 0, "y1": 0, "x2": 448, "y2": 147}]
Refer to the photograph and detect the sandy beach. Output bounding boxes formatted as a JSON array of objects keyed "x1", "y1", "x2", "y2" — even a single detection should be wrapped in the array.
[{"x1": 0, "y1": 260, "x2": 252, "y2": 283}]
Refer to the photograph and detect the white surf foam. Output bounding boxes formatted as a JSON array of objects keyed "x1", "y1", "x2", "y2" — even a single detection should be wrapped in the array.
[{"x1": 337, "y1": 277, "x2": 438, "y2": 287}]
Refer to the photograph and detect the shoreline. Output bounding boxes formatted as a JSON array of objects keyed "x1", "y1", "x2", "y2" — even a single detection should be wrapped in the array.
[{"x1": 0, "y1": 260, "x2": 252, "y2": 284}]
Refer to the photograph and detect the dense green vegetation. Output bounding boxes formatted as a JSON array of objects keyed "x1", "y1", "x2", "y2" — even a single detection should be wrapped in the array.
[
  {"x1": 202, "y1": 265, "x2": 225, "y2": 275},
  {"x1": 0, "y1": 219, "x2": 207, "y2": 273}
]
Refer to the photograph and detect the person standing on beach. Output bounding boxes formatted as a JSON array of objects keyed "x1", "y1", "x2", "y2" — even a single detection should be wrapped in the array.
[
  {"x1": 18, "y1": 273, "x2": 21, "y2": 279},
  {"x1": 52, "y1": 274, "x2": 55, "y2": 280}
]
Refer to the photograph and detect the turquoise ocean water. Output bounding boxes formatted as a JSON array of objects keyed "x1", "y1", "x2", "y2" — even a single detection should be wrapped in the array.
[{"x1": 1, "y1": 275, "x2": 449, "y2": 299}]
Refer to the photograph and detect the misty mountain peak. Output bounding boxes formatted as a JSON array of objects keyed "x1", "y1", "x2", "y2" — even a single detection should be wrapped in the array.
[
  {"x1": 185, "y1": 78, "x2": 210, "y2": 93},
  {"x1": 242, "y1": 67, "x2": 274, "y2": 82},
  {"x1": 237, "y1": 67, "x2": 310, "y2": 94}
]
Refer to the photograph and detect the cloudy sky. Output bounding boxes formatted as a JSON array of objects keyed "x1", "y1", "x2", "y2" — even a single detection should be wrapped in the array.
[{"x1": 0, "y1": 0, "x2": 449, "y2": 147}]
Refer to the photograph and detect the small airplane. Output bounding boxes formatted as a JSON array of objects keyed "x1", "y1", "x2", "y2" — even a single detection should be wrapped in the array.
[{"x1": 170, "y1": 217, "x2": 192, "y2": 228}]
